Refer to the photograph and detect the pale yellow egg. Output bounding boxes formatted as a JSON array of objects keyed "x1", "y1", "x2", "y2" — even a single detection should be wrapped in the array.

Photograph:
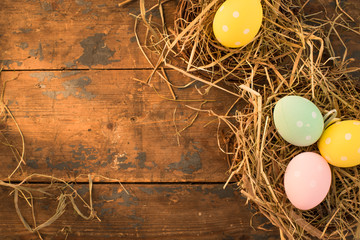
[
  {"x1": 318, "y1": 120, "x2": 360, "y2": 168},
  {"x1": 213, "y1": 0, "x2": 263, "y2": 48}
]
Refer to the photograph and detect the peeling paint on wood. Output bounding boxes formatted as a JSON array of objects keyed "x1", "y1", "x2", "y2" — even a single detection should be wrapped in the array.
[
  {"x1": 26, "y1": 159, "x2": 39, "y2": 169},
  {"x1": 30, "y1": 72, "x2": 96, "y2": 100},
  {"x1": 46, "y1": 156, "x2": 84, "y2": 171},
  {"x1": 29, "y1": 43, "x2": 44, "y2": 61},
  {"x1": 17, "y1": 42, "x2": 29, "y2": 49},
  {"x1": 115, "y1": 154, "x2": 136, "y2": 170},
  {"x1": 76, "y1": 33, "x2": 119, "y2": 68},
  {"x1": 136, "y1": 152, "x2": 157, "y2": 170},
  {"x1": 30, "y1": 72, "x2": 57, "y2": 82},
  {"x1": 72, "y1": 144, "x2": 98, "y2": 161},
  {"x1": 168, "y1": 150, "x2": 202, "y2": 174},
  {"x1": 0, "y1": 60, "x2": 23, "y2": 68}
]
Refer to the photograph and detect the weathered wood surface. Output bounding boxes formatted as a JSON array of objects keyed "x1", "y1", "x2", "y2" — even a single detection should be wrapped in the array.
[
  {"x1": 0, "y1": 70, "x2": 238, "y2": 182},
  {"x1": 303, "y1": 0, "x2": 359, "y2": 74},
  {"x1": 0, "y1": 184, "x2": 279, "y2": 239},
  {"x1": 0, "y1": 0, "x2": 358, "y2": 71},
  {"x1": 0, "y1": 0, "x2": 177, "y2": 70},
  {"x1": 0, "y1": 0, "x2": 358, "y2": 239}
]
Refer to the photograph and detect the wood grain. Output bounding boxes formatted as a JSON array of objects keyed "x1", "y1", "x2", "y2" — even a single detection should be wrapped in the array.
[
  {"x1": 0, "y1": 0, "x2": 358, "y2": 239},
  {"x1": 0, "y1": 0, "x2": 176, "y2": 70},
  {"x1": 0, "y1": 70, "x2": 238, "y2": 182},
  {"x1": 302, "y1": 0, "x2": 359, "y2": 74},
  {"x1": 0, "y1": 184, "x2": 279, "y2": 240},
  {"x1": 1, "y1": 0, "x2": 358, "y2": 72}
]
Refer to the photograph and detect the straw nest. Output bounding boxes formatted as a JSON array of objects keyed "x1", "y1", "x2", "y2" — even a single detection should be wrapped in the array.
[{"x1": 133, "y1": 0, "x2": 360, "y2": 238}]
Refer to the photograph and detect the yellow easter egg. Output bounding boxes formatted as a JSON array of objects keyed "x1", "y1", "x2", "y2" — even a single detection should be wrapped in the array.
[
  {"x1": 318, "y1": 120, "x2": 360, "y2": 168},
  {"x1": 212, "y1": 0, "x2": 263, "y2": 48}
]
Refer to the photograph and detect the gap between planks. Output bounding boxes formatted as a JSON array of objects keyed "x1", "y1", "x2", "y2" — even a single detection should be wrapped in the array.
[
  {"x1": 1, "y1": 68, "x2": 174, "y2": 72},
  {"x1": 3, "y1": 181, "x2": 237, "y2": 185}
]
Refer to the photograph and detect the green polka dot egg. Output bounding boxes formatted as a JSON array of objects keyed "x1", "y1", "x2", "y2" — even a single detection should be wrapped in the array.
[
  {"x1": 318, "y1": 120, "x2": 360, "y2": 168},
  {"x1": 212, "y1": 0, "x2": 263, "y2": 48},
  {"x1": 273, "y1": 96, "x2": 324, "y2": 147}
]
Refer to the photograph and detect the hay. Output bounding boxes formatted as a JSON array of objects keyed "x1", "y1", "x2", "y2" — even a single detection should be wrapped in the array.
[
  {"x1": 0, "y1": 174, "x2": 99, "y2": 239},
  {"x1": 0, "y1": 72, "x2": 26, "y2": 179},
  {"x1": 225, "y1": 70, "x2": 360, "y2": 239},
  {"x1": 0, "y1": 69, "x2": 129, "y2": 239},
  {"x1": 132, "y1": 0, "x2": 360, "y2": 238},
  {"x1": 0, "y1": 70, "x2": 98, "y2": 239}
]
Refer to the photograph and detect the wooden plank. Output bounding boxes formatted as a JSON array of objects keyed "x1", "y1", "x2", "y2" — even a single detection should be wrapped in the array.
[
  {"x1": 1, "y1": 0, "x2": 358, "y2": 71},
  {"x1": 302, "y1": 0, "x2": 359, "y2": 74},
  {"x1": 0, "y1": 0, "x2": 176, "y2": 70},
  {"x1": 0, "y1": 183, "x2": 279, "y2": 239},
  {"x1": 0, "y1": 70, "x2": 239, "y2": 182}
]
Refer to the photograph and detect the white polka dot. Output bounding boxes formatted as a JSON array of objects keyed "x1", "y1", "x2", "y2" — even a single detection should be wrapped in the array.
[
  {"x1": 325, "y1": 156, "x2": 331, "y2": 161},
  {"x1": 345, "y1": 133, "x2": 352, "y2": 140},
  {"x1": 234, "y1": 41, "x2": 241, "y2": 46},
  {"x1": 243, "y1": 28, "x2": 250, "y2": 34},
  {"x1": 296, "y1": 121, "x2": 303, "y2": 127},
  {"x1": 306, "y1": 135, "x2": 312, "y2": 141},
  {"x1": 353, "y1": 122, "x2": 360, "y2": 125},
  {"x1": 358, "y1": 148, "x2": 360, "y2": 154},
  {"x1": 232, "y1": 11, "x2": 239, "y2": 18},
  {"x1": 222, "y1": 25, "x2": 229, "y2": 32},
  {"x1": 294, "y1": 171, "x2": 301, "y2": 177},
  {"x1": 312, "y1": 112, "x2": 317, "y2": 118},
  {"x1": 325, "y1": 138, "x2": 331, "y2": 144},
  {"x1": 219, "y1": 6, "x2": 224, "y2": 11},
  {"x1": 306, "y1": 124, "x2": 310, "y2": 127},
  {"x1": 341, "y1": 156, "x2": 348, "y2": 161},
  {"x1": 310, "y1": 180, "x2": 317, "y2": 188}
]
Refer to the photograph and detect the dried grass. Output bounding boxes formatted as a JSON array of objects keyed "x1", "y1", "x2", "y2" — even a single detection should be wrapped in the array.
[
  {"x1": 132, "y1": 0, "x2": 360, "y2": 238},
  {"x1": 0, "y1": 69, "x2": 128, "y2": 239},
  {"x1": 0, "y1": 174, "x2": 99, "y2": 239}
]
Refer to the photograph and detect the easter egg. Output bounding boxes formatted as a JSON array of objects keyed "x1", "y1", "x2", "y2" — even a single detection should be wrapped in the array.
[
  {"x1": 318, "y1": 120, "x2": 360, "y2": 168},
  {"x1": 273, "y1": 96, "x2": 324, "y2": 147},
  {"x1": 284, "y1": 152, "x2": 332, "y2": 210},
  {"x1": 212, "y1": 0, "x2": 263, "y2": 48}
]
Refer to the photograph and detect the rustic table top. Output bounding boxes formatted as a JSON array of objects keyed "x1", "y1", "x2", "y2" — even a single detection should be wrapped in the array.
[{"x1": 0, "y1": 0, "x2": 358, "y2": 239}]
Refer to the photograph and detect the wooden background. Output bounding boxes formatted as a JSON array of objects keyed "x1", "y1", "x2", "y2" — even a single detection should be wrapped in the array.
[{"x1": 0, "y1": 0, "x2": 358, "y2": 239}]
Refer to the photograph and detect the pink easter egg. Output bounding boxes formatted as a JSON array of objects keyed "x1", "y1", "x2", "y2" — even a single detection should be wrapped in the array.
[{"x1": 284, "y1": 152, "x2": 331, "y2": 210}]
